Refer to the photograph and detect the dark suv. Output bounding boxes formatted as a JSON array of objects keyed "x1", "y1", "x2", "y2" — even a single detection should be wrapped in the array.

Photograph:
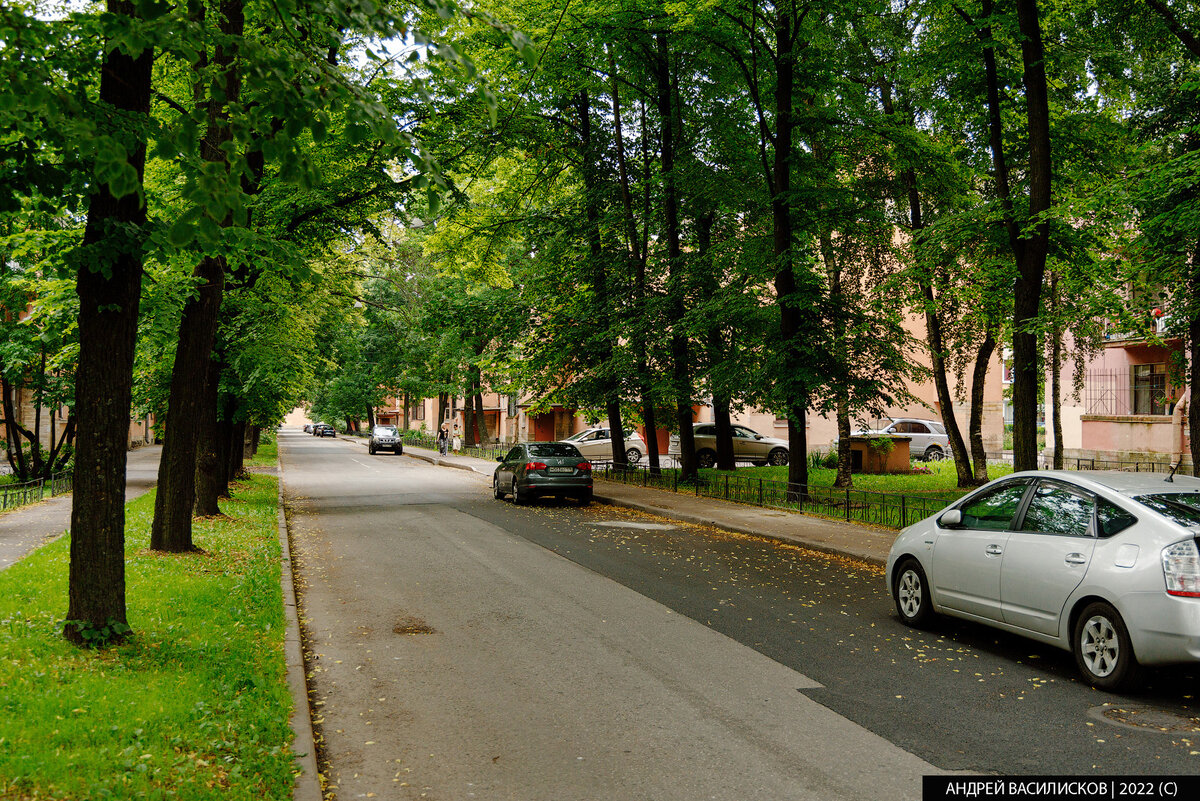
[
  {"x1": 313, "y1": 423, "x2": 336, "y2": 438},
  {"x1": 369, "y1": 425, "x2": 402, "y2": 455}
]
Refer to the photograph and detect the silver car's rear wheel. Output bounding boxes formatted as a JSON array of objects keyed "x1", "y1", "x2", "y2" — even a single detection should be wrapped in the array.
[
  {"x1": 924, "y1": 446, "x2": 945, "y2": 462},
  {"x1": 1073, "y1": 602, "x2": 1138, "y2": 691},
  {"x1": 893, "y1": 559, "x2": 933, "y2": 627},
  {"x1": 696, "y1": 449, "x2": 717, "y2": 469},
  {"x1": 768, "y1": 448, "x2": 789, "y2": 466},
  {"x1": 625, "y1": 448, "x2": 642, "y2": 464}
]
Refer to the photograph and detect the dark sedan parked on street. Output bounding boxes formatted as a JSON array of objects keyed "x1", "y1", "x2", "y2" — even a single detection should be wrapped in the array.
[{"x1": 494, "y1": 442, "x2": 593, "y2": 506}]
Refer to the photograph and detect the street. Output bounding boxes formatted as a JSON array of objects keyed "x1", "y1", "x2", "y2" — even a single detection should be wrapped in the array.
[{"x1": 280, "y1": 431, "x2": 1200, "y2": 800}]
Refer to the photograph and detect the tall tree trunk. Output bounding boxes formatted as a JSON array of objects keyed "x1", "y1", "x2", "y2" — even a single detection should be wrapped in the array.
[
  {"x1": 818, "y1": 226, "x2": 852, "y2": 489},
  {"x1": 767, "y1": 10, "x2": 811, "y2": 498},
  {"x1": 1011, "y1": 1, "x2": 1053, "y2": 470},
  {"x1": 215, "y1": 413, "x2": 234, "y2": 498},
  {"x1": 193, "y1": 356, "x2": 223, "y2": 516},
  {"x1": 835, "y1": 402, "x2": 853, "y2": 487},
  {"x1": 403, "y1": 393, "x2": 410, "y2": 430},
  {"x1": 655, "y1": 33, "x2": 697, "y2": 480},
  {"x1": 437, "y1": 392, "x2": 447, "y2": 429},
  {"x1": 229, "y1": 420, "x2": 247, "y2": 479},
  {"x1": 969, "y1": 333, "x2": 997, "y2": 483},
  {"x1": 1, "y1": 381, "x2": 29, "y2": 480},
  {"x1": 66, "y1": 0, "x2": 152, "y2": 644},
  {"x1": 150, "y1": 0, "x2": 240, "y2": 551},
  {"x1": 150, "y1": 253, "x2": 225, "y2": 551},
  {"x1": 1189, "y1": 257, "x2": 1200, "y2": 476},
  {"x1": 473, "y1": 379, "x2": 486, "y2": 446}
]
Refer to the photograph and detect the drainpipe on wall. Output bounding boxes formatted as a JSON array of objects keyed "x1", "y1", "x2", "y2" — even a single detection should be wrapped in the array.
[{"x1": 1171, "y1": 386, "x2": 1190, "y2": 466}]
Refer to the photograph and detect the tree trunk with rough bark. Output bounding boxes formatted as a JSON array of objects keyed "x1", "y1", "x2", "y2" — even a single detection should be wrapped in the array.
[
  {"x1": 193, "y1": 356, "x2": 223, "y2": 517},
  {"x1": 969, "y1": 333, "x2": 997, "y2": 483},
  {"x1": 66, "y1": 0, "x2": 152, "y2": 645},
  {"x1": 655, "y1": 33, "x2": 697, "y2": 482}
]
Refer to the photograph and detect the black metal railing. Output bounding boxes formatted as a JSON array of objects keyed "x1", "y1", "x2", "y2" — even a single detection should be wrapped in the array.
[
  {"x1": 0, "y1": 471, "x2": 73, "y2": 513},
  {"x1": 597, "y1": 463, "x2": 958, "y2": 530},
  {"x1": 399, "y1": 430, "x2": 509, "y2": 462}
]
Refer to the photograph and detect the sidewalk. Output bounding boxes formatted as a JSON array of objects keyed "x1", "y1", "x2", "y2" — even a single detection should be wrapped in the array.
[
  {"x1": 0, "y1": 445, "x2": 162, "y2": 572},
  {"x1": 343, "y1": 437, "x2": 898, "y2": 567}
]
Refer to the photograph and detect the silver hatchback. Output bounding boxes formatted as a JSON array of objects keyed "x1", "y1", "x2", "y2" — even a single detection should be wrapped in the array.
[{"x1": 887, "y1": 470, "x2": 1200, "y2": 690}]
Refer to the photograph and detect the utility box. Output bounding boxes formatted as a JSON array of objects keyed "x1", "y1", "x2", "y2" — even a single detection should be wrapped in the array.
[{"x1": 848, "y1": 436, "x2": 911, "y2": 474}]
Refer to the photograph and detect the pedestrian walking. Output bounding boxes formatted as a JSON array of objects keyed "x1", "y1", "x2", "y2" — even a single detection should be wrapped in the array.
[
  {"x1": 437, "y1": 422, "x2": 449, "y2": 455},
  {"x1": 452, "y1": 423, "x2": 462, "y2": 454}
]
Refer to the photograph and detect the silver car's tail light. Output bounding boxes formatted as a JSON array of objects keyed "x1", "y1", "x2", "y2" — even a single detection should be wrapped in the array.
[{"x1": 1162, "y1": 539, "x2": 1200, "y2": 597}]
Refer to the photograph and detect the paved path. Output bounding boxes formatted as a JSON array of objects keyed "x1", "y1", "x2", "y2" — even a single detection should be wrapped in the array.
[{"x1": 0, "y1": 445, "x2": 161, "y2": 571}]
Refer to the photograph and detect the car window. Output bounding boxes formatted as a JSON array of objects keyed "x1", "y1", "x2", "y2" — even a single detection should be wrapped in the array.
[
  {"x1": 958, "y1": 482, "x2": 1030, "y2": 531},
  {"x1": 503, "y1": 446, "x2": 523, "y2": 462},
  {"x1": 1097, "y1": 499, "x2": 1137, "y2": 538},
  {"x1": 1137, "y1": 494, "x2": 1200, "y2": 528},
  {"x1": 563, "y1": 431, "x2": 587, "y2": 442},
  {"x1": 528, "y1": 443, "x2": 581, "y2": 458},
  {"x1": 1019, "y1": 482, "x2": 1095, "y2": 537},
  {"x1": 694, "y1": 425, "x2": 716, "y2": 436},
  {"x1": 374, "y1": 427, "x2": 397, "y2": 436},
  {"x1": 596, "y1": 430, "x2": 610, "y2": 440},
  {"x1": 734, "y1": 426, "x2": 759, "y2": 439},
  {"x1": 910, "y1": 423, "x2": 930, "y2": 434}
]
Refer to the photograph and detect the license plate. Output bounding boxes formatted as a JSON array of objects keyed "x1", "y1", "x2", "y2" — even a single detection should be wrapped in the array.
[{"x1": 548, "y1": 466, "x2": 574, "y2": 474}]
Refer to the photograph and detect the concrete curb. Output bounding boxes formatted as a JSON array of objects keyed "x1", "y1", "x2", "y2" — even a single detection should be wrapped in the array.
[
  {"x1": 589, "y1": 491, "x2": 888, "y2": 568},
  {"x1": 276, "y1": 459, "x2": 323, "y2": 801}
]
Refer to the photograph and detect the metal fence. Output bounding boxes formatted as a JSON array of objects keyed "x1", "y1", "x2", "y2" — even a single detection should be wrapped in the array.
[
  {"x1": 0, "y1": 472, "x2": 73, "y2": 513},
  {"x1": 597, "y1": 452, "x2": 1197, "y2": 531},
  {"x1": 398, "y1": 431, "x2": 509, "y2": 462},
  {"x1": 598, "y1": 463, "x2": 958, "y2": 530}
]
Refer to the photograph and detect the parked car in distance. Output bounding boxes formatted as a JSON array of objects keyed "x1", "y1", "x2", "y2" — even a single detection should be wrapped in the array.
[
  {"x1": 668, "y1": 423, "x2": 789, "y2": 468},
  {"x1": 561, "y1": 427, "x2": 647, "y2": 463},
  {"x1": 312, "y1": 423, "x2": 336, "y2": 438},
  {"x1": 369, "y1": 425, "x2": 402, "y2": 455},
  {"x1": 493, "y1": 442, "x2": 593, "y2": 505},
  {"x1": 835, "y1": 418, "x2": 949, "y2": 462},
  {"x1": 303, "y1": 424, "x2": 313, "y2": 433},
  {"x1": 887, "y1": 469, "x2": 1200, "y2": 690}
]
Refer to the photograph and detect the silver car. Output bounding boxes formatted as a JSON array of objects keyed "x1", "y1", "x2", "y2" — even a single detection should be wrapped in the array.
[
  {"x1": 561, "y1": 427, "x2": 646, "y2": 463},
  {"x1": 668, "y1": 423, "x2": 789, "y2": 468},
  {"x1": 887, "y1": 470, "x2": 1200, "y2": 690},
  {"x1": 848, "y1": 418, "x2": 949, "y2": 461}
]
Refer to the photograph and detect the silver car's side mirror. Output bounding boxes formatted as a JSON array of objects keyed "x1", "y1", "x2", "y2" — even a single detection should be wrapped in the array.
[{"x1": 939, "y1": 509, "x2": 963, "y2": 528}]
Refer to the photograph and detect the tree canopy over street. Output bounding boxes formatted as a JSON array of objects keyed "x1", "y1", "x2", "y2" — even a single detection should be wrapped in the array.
[{"x1": 1, "y1": 0, "x2": 1199, "y2": 643}]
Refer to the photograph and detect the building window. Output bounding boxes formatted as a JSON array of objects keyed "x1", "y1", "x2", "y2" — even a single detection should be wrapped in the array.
[
  {"x1": 408, "y1": 399, "x2": 425, "y2": 421},
  {"x1": 1132, "y1": 363, "x2": 1169, "y2": 415}
]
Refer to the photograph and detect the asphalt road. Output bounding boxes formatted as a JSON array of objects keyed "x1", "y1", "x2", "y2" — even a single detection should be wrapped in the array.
[{"x1": 281, "y1": 431, "x2": 1200, "y2": 800}]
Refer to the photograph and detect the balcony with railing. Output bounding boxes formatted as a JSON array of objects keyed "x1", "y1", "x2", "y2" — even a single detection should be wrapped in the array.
[{"x1": 1079, "y1": 365, "x2": 1187, "y2": 459}]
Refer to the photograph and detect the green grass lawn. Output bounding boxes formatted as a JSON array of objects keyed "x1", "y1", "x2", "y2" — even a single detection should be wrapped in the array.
[
  {"x1": 0, "y1": 475, "x2": 296, "y2": 800},
  {"x1": 246, "y1": 437, "x2": 278, "y2": 470},
  {"x1": 724, "y1": 459, "x2": 1014, "y2": 498}
]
